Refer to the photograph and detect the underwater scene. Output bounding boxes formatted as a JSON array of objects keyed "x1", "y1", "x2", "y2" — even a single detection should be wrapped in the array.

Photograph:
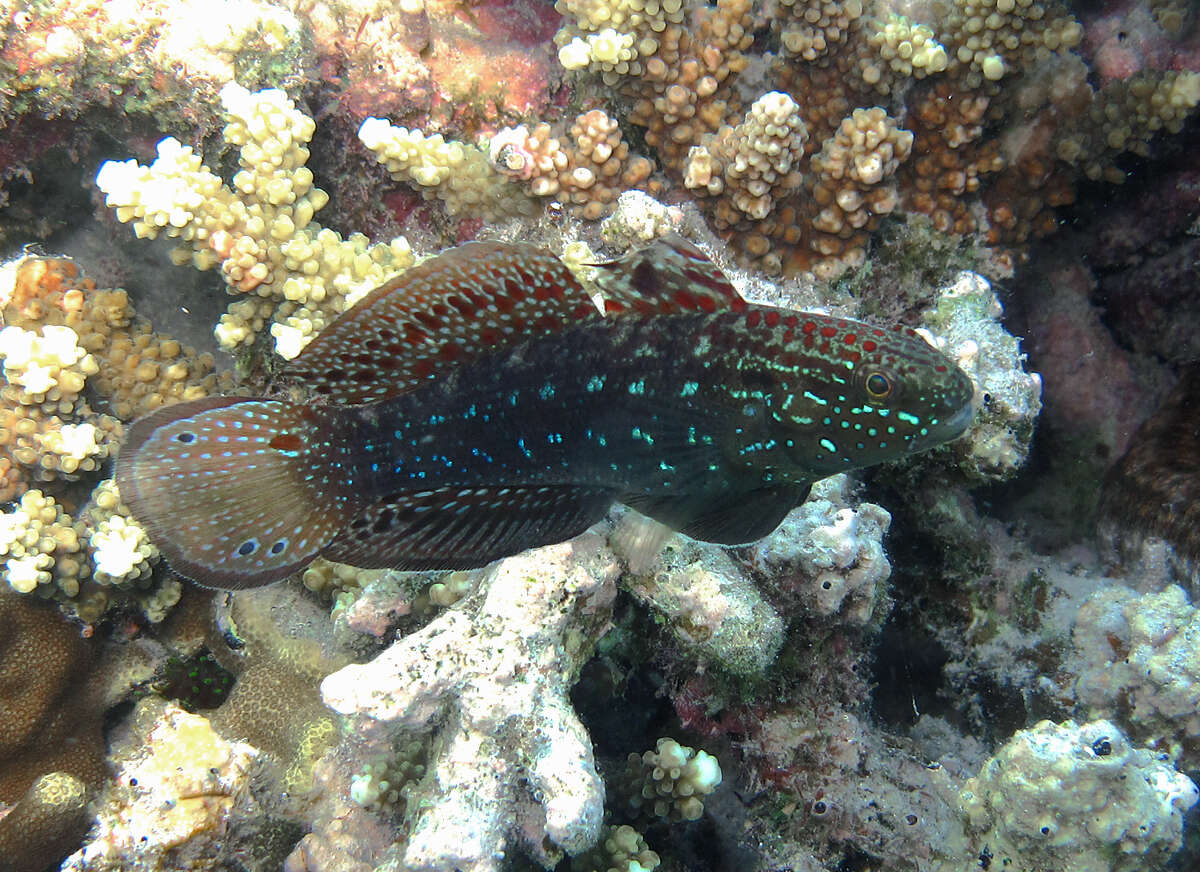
[{"x1": 0, "y1": 0, "x2": 1199, "y2": 869}]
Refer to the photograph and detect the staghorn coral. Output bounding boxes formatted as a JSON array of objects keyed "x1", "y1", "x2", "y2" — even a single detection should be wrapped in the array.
[
  {"x1": 358, "y1": 115, "x2": 538, "y2": 221},
  {"x1": 683, "y1": 91, "x2": 808, "y2": 229},
  {"x1": 97, "y1": 84, "x2": 416, "y2": 360},
  {"x1": 0, "y1": 489, "x2": 90, "y2": 598},
  {"x1": 318, "y1": 533, "x2": 618, "y2": 871},
  {"x1": 0, "y1": 254, "x2": 232, "y2": 422}
]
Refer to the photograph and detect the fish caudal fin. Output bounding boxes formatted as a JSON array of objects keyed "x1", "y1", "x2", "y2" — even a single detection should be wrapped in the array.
[{"x1": 116, "y1": 397, "x2": 360, "y2": 589}]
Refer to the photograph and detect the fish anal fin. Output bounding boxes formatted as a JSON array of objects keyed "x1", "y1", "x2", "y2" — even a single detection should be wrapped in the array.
[
  {"x1": 280, "y1": 243, "x2": 600, "y2": 405},
  {"x1": 594, "y1": 234, "x2": 746, "y2": 317},
  {"x1": 323, "y1": 485, "x2": 616, "y2": 571},
  {"x1": 621, "y1": 484, "x2": 810, "y2": 546}
]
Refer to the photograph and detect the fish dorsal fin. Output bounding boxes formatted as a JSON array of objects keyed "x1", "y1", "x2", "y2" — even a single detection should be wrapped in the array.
[
  {"x1": 280, "y1": 242, "x2": 601, "y2": 404},
  {"x1": 322, "y1": 485, "x2": 615, "y2": 571},
  {"x1": 621, "y1": 484, "x2": 811, "y2": 545},
  {"x1": 593, "y1": 234, "x2": 747, "y2": 317}
]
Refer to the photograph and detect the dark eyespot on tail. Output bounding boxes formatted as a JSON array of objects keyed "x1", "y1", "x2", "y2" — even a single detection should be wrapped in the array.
[{"x1": 116, "y1": 397, "x2": 362, "y2": 589}]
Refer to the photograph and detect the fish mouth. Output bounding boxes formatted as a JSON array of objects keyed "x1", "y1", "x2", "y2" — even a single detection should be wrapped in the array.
[{"x1": 912, "y1": 400, "x2": 978, "y2": 453}]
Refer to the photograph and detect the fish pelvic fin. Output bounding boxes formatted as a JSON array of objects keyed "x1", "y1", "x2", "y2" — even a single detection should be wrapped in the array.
[{"x1": 116, "y1": 397, "x2": 362, "y2": 589}]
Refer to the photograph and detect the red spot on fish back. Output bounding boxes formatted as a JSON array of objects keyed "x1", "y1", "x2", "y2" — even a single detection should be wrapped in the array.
[
  {"x1": 803, "y1": 335, "x2": 814, "y2": 349},
  {"x1": 697, "y1": 296, "x2": 717, "y2": 314},
  {"x1": 405, "y1": 325, "x2": 429, "y2": 344},
  {"x1": 862, "y1": 340, "x2": 877, "y2": 352},
  {"x1": 675, "y1": 290, "x2": 697, "y2": 309},
  {"x1": 784, "y1": 315, "x2": 799, "y2": 329},
  {"x1": 764, "y1": 311, "x2": 780, "y2": 328},
  {"x1": 448, "y1": 295, "x2": 476, "y2": 315},
  {"x1": 745, "y1": 311, "x2": 761, "y2": 328},
  {"x1": 413, "y1": 359, "x2": 435, "y2": 378},
  {"x1": 820, "y1": 326, "x2": 838, "y2": 338},
  {"x1": 936, "y1": 365, "x2": 947, "y2": 372},
  {"x1": 803, "y1": 321, "x2": 817, "y2": 334},
  {"x1": 819, "y1": 341, "x2": 831, "y2": 354},
  {"x1": 843, "y1": 333, "x2": 857, "y2": 344},
  {"x1": 438, "y1": 343, "x2": 461, "y2": 362},
  {"x1": 505, "y1": 278, "x2": 526, "y2": 299},
  {"x1": 846, "y1": 351, "x2": 861, "y2": 363}
]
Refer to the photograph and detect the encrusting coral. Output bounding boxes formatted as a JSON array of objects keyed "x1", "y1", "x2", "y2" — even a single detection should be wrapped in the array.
[{"x1": 960, "y1": 719, "x2": 1198, "y2": 872}]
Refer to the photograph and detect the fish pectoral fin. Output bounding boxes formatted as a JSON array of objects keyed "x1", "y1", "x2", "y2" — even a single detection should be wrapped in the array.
[
  {"x1": 322, "y1": 485, "x2": 616, "y2": 571},
  {"x1": 621, "y1": 483, "x2": 811, "y2": 546}
]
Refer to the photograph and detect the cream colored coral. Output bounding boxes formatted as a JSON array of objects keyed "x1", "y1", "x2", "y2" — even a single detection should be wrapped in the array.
[
  {"x1": 573, "y1": 824, "x2": 660, "y2": 872},
  {"x1": 859, "y1": 14, "x2": 948, "y2": 94},
  {"x1": 622, "y1": 737, "x2": 722, "y2": 822},
  {"x1": 490, "y1": 110, "x2": 653, "y2": 220},
  {"x1": 1057, "y1": 71, "x2": 1200, "y2": 184},
  {"x1": 0, "y1": 490, "x2": 89, "y2": 596},
  {"x1": 683, "y1": 91, "x2": 808, "y2": 224},
  {"x1": 807, "y1": 107, "x2": 914, "y2": 278},
  {"x1": 777, "y1": 0, "x2": 864, "y2": 61},
  {"x1": 553, "y1": 0, "x2": 685, "y2": 81},
  {"x1": 0, "y1": 325, "x2": 97, "y2": 411},
  {"x1": 98, "y1": 84, "x2": 415, "y2": 359},
  {"x1": 0, "y1": 324, "x2": 118, "y2": 482},
  {"x1": 359, "y1": 117, "x2": 536, "y2": 221},
  {"x1": 938, "y1": 0, "x2": 1083, "y2": 89}
]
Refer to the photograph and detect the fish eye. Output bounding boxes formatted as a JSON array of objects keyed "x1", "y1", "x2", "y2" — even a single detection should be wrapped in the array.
[{"x1": 865, "y1": 372, "x2": 892, "y2": 399}]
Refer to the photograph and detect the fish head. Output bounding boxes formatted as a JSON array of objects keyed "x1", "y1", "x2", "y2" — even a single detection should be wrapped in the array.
[{"x1": 760, "y1": 314, "x2": 977, "y2": 478}]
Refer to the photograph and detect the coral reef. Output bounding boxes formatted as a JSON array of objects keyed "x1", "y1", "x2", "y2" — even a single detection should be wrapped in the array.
[
  {"x1": 960, "y1": 719, "x2": 1198, "y2": 872},
  {"x1": 1070, "y1": 584, "x2": 1200, "y2": 764},
  {"x1": 0, "y1": 0, "x2": 1197, "y2": 869}
]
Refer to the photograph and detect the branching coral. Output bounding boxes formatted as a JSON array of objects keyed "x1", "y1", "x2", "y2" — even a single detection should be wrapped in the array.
[
  {"x1": 489, "y1": 108, "x2": 656, "y2": 219},
  {"x1": 97, "y1": 84, "x2": 416, "y2": 359},
  {"x1": 617, "y1": 737, "x2": 723, "y2": 822}
]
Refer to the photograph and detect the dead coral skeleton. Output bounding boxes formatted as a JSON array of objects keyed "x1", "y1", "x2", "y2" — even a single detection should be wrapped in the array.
[{"x1": 319, "y1": 532, "x2": 619, "y2": 871}]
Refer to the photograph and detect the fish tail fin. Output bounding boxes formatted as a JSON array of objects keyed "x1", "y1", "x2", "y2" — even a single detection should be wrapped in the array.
[{"x1": 116, "y1": 397, "x2": 360, "y2": 589}]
